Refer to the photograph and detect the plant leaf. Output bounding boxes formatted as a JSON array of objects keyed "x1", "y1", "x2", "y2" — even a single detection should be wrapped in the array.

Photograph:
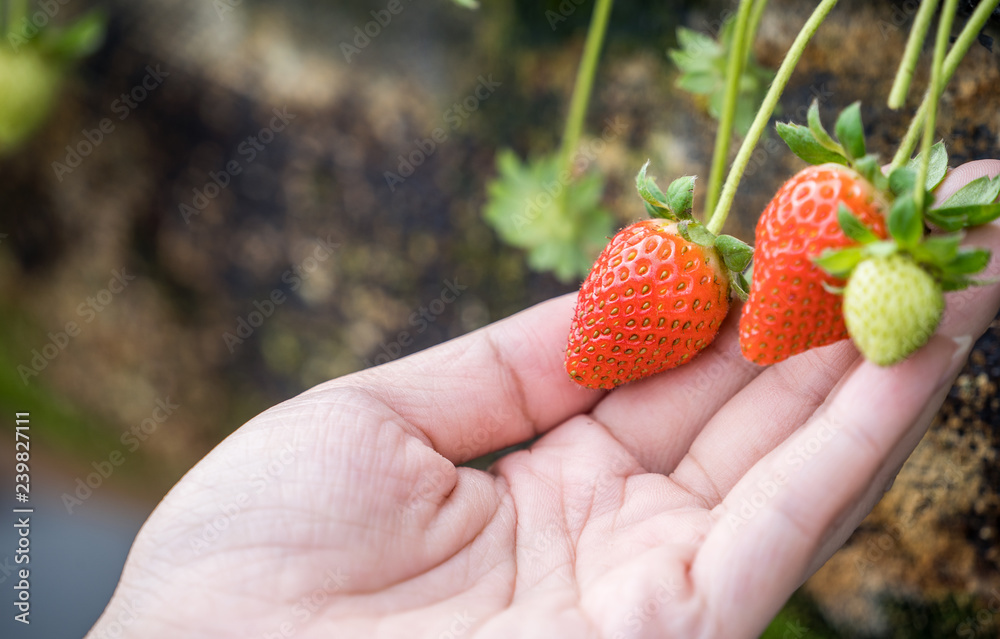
[
  {"x1": 41, "y1": 11, "x2": 106, "y2": 61},
  {"x1": 837, "y1": 204, "x2": 880, "y2": 243},
  {"x1": 887, "y1": 194, "x2": 923, "y2": 247},
  {"x1": 635, "y1": 161, "x2": 670, "y2": 217},
  {"x1": 806, "y1": 100, "x2": 842, "y2": 154},
  {"x1": 926, "y1": 203, "x2": 1000, "y2": 231},
  {"x1": 944, "y1": 248, "x2": 991, "y2": 275},
  {"x1": 814, "y1": 246, "x2": 865, "y2": 278},
  {"x1": 941, "y1": 174, "x2": 1000, "y2": 208},
  {"x1": 678, "y1": 220, "x2": 715, "y2": 247},
  {"x1": 912, "y1": 233, "x2": 962, "y2": 265},
  {"x1": 905, "y1": 141, "x2": 949, "y2": 190},
  {"x1": 776, "y1": 122, "x2": 848, "y2": 166},
  {"x1": 889, "y1": 167, "x2": 916, "y2": 197},
  {"x1": 834, "y1": 102, "x2": 866, "y2": 161},
  {"x1": 664, "y1": 175, "x2": 696, "y2": 220},
  {"x1": 714, "y1": 234, "x2": 753, "y2": 272}
]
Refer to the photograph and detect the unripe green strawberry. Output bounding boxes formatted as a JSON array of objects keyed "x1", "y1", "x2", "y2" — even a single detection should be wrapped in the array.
[{"x1": 842, "y1": 254, "x2": 944, "y2": 366}]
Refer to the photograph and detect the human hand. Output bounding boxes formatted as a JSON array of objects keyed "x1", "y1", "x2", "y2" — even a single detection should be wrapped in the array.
[{"x1": 87, "y1": 162, "x2": 1000, "y2": 639}]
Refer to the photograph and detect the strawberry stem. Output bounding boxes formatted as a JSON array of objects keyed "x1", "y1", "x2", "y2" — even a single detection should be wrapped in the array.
[
  {"x1": 889, "y1": 0, "x2": 1000, "y2": 171},
  {"x1": 916, "y1": 0, "x2": 957, "y2": 219},
  {"x1": 557, "y1": 0, "x2": 615, "y2": 188},
  {"x1": 887, "y1": 0, "x2": 940, "y2": 110},
  {"x1": 706, "y1": 0, "x2": 841, "y2": 236},
  {"x1": 704, "y1": 0, "x2": 756, "y2": 221}
]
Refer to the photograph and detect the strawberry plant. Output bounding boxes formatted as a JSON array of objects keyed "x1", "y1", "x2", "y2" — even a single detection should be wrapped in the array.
[
  {"x1": 482, "y1": 0, "x2": 615, "y2": 282},
  {"x1": 668, "y1": 4, "x2": 773, "y2": 137},
  {"x1": 565, "y1": 0, "x2": 1000, "y2": 387},
  {"x1": 0, "y1": 2, "x2": 104, "y2": 154}
]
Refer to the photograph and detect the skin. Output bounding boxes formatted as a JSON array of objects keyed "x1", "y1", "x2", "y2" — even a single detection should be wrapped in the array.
[{"x1": 88, "y1": 162, "x2": 1000, "y2": 639}]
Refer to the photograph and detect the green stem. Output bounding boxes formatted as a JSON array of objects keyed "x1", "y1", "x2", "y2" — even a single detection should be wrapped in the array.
[
  {"x1": 704, "y1": 0, "x2": 755, "y2": 220},
  {"x1": 707, "y1": 0, "x2": 840, "y2": 236},
  {"x1": 557, "y1": 0, "x2": 615, "y2": 178},
  {"x1": 887, "y1": 0, "x2": 940, "y2": 109},
  {"x1": 916, "y1": 0, "x2": 957, "y2": 218},
  {"x1": 889, "y1": 0, "x2": 1000, "y2": 170},
  {"x1": 744, "y1": 0, "x2": 770, "y2": 62}
]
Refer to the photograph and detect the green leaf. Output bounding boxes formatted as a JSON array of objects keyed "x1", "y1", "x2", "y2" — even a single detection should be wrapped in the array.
[
  {"x1": 776, "y1": 122, "x2": 848, "y2": 166},
  {"x1": 676, "y1": 71, "x2": 718, "y2": 95},
  {"x1": 714, "y1": 234, "x2": 753, "y2": 272},
  {"x1": 806, "y1": 100, "x2": 842, "y2": 154},
  {"x1": 945, "y1": 248, "x2": 991, "y2": 275},
  {"x1": 887, "y1": 194, "x2": 923, "y2": 247},
  {"x1": 837, "y1": 204, "x2": 880, "y2": 243},
  {"x1": 905, "y1": 141, "x2": 948, "y2": 190},
  {"x1": 678, "y1": 220, "x2": 715, "y2": 247},
  {"x1": 852, "y1": 156, "x2": 882, "y2": 190},
  {"x1": 814, "y1": 246, "x2": 865, "y2": 278},
  {"x1": 482, "y1": 150, "x2": 612, "y2": 282},
  {"x1": 941, "y1": 175, "x2": 1000, "y2": 208},
  {"x1": 675, "y1": 27, "x2": 721, "y2": 58},
  {"x1": 834, "y1": 102, "x2": 866, "y2": 161},
  {"x1": 41, "y1": 11, "x2": 106, "y2": 61},
  {"x1": 889, "y1": 167, "x2": 917, "y2": 197},
  {"x1": 635, "y1": 161, "x2": 670, "y2": 216},
  {"x1": 866, "y1": 240, "x2": 899, "y2": 258},
  {"x1": 664, "y1": 175, "x2": 696, "y2": 219},
  {"x1": 912, "y1": 233, "x2": 962, "y2": 265},
  {"x1": 926, "y1": 203, "x2": 1000, "y2": 231},
  {"x1": 731, "y1": 268, "x2": 751, "y2": 301}
]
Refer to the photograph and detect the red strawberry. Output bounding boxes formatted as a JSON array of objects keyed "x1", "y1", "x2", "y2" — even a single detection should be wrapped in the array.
[
  {"x1": 739, "y1": 164, "x2": 888, "y2": 364},
  {"x1": 566, "y1": 218, "x2": 731, "y2": 389}
]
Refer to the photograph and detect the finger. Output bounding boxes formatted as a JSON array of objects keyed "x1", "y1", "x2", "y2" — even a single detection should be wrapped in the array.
[
  {"x1": 692, "y1": 334, "x2": 966, "y2": 635},
  {"x1": 693, "y1": 221, "x2": 1000, "y2": 634},
  {"x1": 933, "y1": 159, "x2": 1000, "y2": 206},
  {"x1": 303, "y1": 294, "x2": 604, "y2": 464},
  {"x1": 671, "y1": 163, "x2": 1000, "y2": 504},
  {"x1": 668, "y1": 335, "x2": 860, "y2": 506},
  {"x1": 588, "y1": 314, "x2": 763, "y2": 475}
]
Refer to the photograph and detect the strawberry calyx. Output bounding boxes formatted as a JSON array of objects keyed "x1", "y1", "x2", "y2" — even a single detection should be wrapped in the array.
[{"x1": 635, "y1": 161, "x2": 753, "y2": 299}]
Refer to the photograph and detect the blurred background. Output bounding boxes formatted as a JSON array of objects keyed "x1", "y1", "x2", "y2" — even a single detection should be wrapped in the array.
[{"x1": 0, "y1": 0, "x2": 998, "y2": 636}]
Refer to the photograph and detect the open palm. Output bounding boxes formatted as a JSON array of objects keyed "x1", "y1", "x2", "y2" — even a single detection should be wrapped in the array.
[{"x1": 89, "y1": 165, "x2": 1000, "y2": 639}]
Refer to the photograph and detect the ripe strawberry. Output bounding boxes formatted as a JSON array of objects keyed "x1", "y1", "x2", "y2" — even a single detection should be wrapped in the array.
[
  {"x1": 842, "y1": 254, "x2": 943, "y2": 366},
  {"x1": 739, "y1": 163, "x2": 888, "y2": 364},
  {"x1": 565, "y1": 218, "x2": 731, "y2": 389}
]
